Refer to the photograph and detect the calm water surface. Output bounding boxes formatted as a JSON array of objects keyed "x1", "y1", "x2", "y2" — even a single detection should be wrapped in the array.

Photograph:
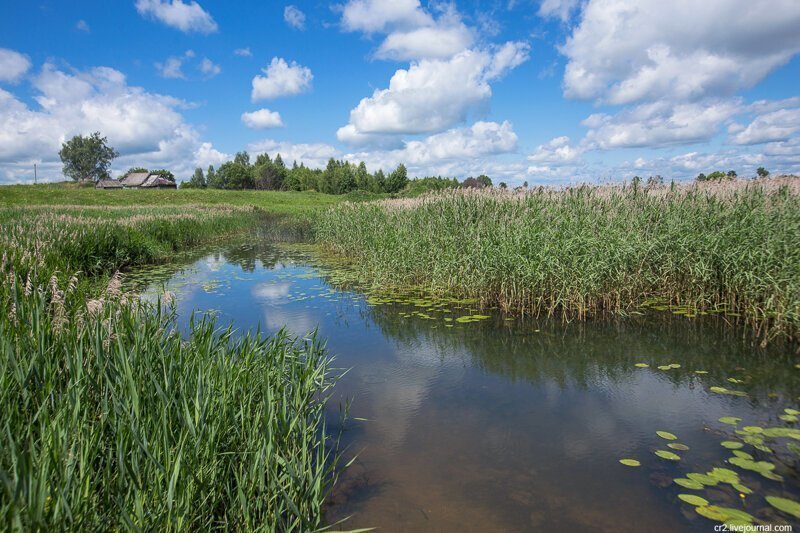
[{"x1": 133, "y1": 240, "x2": 800, "y2": 532}]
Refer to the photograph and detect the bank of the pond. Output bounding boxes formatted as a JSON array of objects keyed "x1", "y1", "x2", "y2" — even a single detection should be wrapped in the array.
[
  {"x1": 0, "y1": 205, "x2": 341, "y2": 530},
  {"x1": 315, "y1": 179, "x2": 800, "y2": 345}
]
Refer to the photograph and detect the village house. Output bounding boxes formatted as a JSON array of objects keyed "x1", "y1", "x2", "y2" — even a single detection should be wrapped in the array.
[
  {"x1": 119, "y1": 172, "x2": 177, "y2": 189},
  {"x1": 95, "y1": 179, "x2": 123, "y2": 189}
]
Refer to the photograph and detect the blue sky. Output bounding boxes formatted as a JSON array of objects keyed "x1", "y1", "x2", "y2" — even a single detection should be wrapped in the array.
[{"x1": 1, "y1": 0, "x2": 799, "y2": 185}]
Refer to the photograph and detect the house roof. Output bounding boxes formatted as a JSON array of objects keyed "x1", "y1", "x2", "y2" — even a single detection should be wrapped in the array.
[
  {"x1": 121, "y1": 172, "x2": 150, "y2": 187},
  {"x1": 95, "y1": 179, "x2": 123, "y2": 189},
  {"x1": 141, "y1": 175, "x2": 176, "y2": 188}
]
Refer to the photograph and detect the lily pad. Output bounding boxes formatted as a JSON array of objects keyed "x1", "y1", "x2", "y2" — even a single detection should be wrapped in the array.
[
  {"x1": 721, "y1": 441, "x2": 743, "y2": 449},
  {"x1": 694, "y1": 370, "x2": 709, "y2": 374},
  {"x1": 668, "y1": 443, "x2": 690, "y2": 451},
  {"x1": 619, "y1": 459, "x2": 641, "y2": 467},
  {"x1": 656, "y1": 431, "x2": 678, "y2": 441},
  {"x1": 687, "y1": 473, "x2": 719, "y2": 486},
  {"x1": 779, "y1": 414, "x2": 798, "y2": 423},
  {"x1": 718, "y1": 417, "x2": 742, "y2": 425},
  {"x1": 695, "y1": 506, "x2": 755, "y2": 524},
  {"x1": 732, "y1": 483, "x2": 753, "y2": 495},
  {"x1": 785, "y1": 408, "x2": 800, "y2": 416},
  {"x1": 678, "y1": 494, "x2": 709, "y2": 506},
  {"x1": 654, "y1": 450, "x2": 680, "y2": 461},
  {"x1": 766, "y1": 496, "x2": 800, "y2": 519},
  {"x1": 708, "y1": 468, "x2": 739, "y2": 484},
  {"x1": 732, "y1": 450, "x2": 753, "y2": 460},
  {"x1": 634, "y1": 363, "x2": 649, "y2": 368},
  {"x1": 674, "y1": 478, "x2": 704, "y2": 490}
]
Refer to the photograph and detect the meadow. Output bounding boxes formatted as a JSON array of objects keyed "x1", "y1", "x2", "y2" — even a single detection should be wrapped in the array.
[
  {"x1": 0, "y1": 202, "x2": 343, "y2": 530},
  {"x1": 316, "y1": 178, "x2": 800, "y2": 345}
]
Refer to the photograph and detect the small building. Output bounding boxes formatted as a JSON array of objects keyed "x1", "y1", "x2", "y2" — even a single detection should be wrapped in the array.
[
  {"x1": 120, "y1": 172, "x2": 177, "y2": 189},
  {"x1": 95, "y1": 179, "x2": 123, "y2": 189}
]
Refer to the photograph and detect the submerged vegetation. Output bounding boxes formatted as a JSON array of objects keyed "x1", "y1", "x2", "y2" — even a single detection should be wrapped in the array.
[
  {"x1": 317, "y1": 178, "x2": 800, "y2": 344},
  {"x1": 0, "y1": 205, "x2": 342, "y2": 529}
]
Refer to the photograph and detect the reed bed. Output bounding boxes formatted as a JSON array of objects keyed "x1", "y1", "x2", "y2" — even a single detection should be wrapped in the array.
[
  {"x1": 316, "y1": 178, "x2": 800, "y2": 344},
  {"x1": 0, "y1": 206, "x2": 342, "y2": 530}
]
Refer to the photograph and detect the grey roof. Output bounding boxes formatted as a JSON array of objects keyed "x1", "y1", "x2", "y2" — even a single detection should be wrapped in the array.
[
  {"x1": 121, "y1": 172, "x2": 150, "y2": 187},
  {"x1": 95, "y1": 179, "x2": 123, "y2": 189},
  {"x1": 141, "y1": 174, "x2": 177, "y2": 188}
]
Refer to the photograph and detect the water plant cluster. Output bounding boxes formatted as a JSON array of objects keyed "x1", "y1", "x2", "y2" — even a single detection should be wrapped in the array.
[
  {"x1": 0, "y1": 206, "x2": 341, "y2": 530},
  {"x1": 619, "y1": 362, "x2": 800, "y2": 527},
  {"x1": 316, "y1": 179, "x2": 800, "y2": 345}
]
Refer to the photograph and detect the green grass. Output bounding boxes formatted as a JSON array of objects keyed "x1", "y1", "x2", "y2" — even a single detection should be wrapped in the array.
[
  {"x1": 0, "y1": 202, "x2": 343, "y2": 530},
  {"x1": 316, "y1": 179, "x2": 800, "y2": 344},
  {"x1": 0, "y1": 182, "x2": 344, "y2": 216}
]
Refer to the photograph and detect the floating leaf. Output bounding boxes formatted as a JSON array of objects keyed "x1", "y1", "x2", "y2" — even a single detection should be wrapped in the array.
[
  {"x1": 634, "y1": 363, "x2": 649, "y2": 368},
  {"x1": 669, "y1": 363, "x2": 681, "y2": 369},
  {"x1": 709, "y1": 386, "x2": 747, "y2": 397},
  {"x1": 674, "y1": 478, "x2": 704, "y2": 490},
  {"x1": 678, "y1": 494, "x2": 709, "y2": 506},
  {"x1": 668, "y1": 443, "x2": 690, "y2": 451},
  {"x1": 718, "y1": 417, "x2": 742, "y2": 425},
  {"x1": 694, "y1": 370, "x2": 709, "y2": 374},
  {"x1": 708, "y1": 468, "x2": 739, "y2": 484},
  {"x1": 657, "y1": 365, "x2": 671, "y2": 370},
  {"x1": 779, "y1": 414, "x2": 798, "y2": 423},
  {"x1": 721, "y1": 441, "x2": 743, "y2": 449},
  {"x1": 619, "y1": 459, "x2": 641, "y2": 467},
  {"x1": 656, "y1": 431, "x2": 678, "y2": 441},
  {"x1": 655, "y1": 450, "x2": 680, "y2": 461},
  {"x1": 732, "y1": 450, "x2": 753, "y2": 460},
  {"x1": 742, "y1": 426, "x2": 763, "y2": 434},
  {"x1": 696, "y1": 506, "x2": 755, "y2": 524},
  {"x1": 785, "y1": 408, "x2": 800, "y2": 416},
  {"x1": 687, "y1": 473, "x2": 719, "y2": 486},
  {"x1": 732, "y1": 483, "x2": 753, "y2": 495},
  {"x1": 766, "y1": 496, "x2": 800, "y2": 518}
]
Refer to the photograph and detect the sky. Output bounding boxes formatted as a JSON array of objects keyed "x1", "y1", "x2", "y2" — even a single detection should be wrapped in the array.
[{"x1": 1, "y1": 0, "x2": 799, "y2": 186}]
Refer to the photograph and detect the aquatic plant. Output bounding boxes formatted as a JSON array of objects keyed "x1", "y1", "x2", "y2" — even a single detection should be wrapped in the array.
[
  {"x1": 316, "y1": 178, "x2": 800, "y2": 345},
  {"x1": 0, "y1": 206, "x2": 343, "y2": 529}
]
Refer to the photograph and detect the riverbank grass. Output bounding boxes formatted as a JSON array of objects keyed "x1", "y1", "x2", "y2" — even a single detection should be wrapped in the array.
[{"x1": 316, "y1": 179, "x2": 800, "y2": 344}]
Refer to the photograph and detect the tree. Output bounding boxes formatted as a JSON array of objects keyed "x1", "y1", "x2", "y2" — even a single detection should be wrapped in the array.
[
  {"x1": 646, "y1": 175, "x2": 663, "y2": 187},
  {"x1": 695, "y1": 173, "x2": 707, "y2": 182},
  {"x1": 706, "y1": 170, "x2": 727, "y2": 181},
  {"x1": 499, "y1": 181, "x2": 508, "y2": 189},
  {"x1": 727, "y1": 170, "x2": 737, "y2": 179},
  {"x1": 184, "y1": 167, "x2": 206, "y2": 188},
  {"x1": 756, "y1": 167, "x2": 770, "y2": 178},
  {"x1": 386, "y1": 163, "x2": 408, "y2": 193},
  {"x1": 218, "y1": 162, "x2": 253, "y2": 190},
  {"x1": 58, "y1": 132, "x2": 119, "y2": 182},
  {"x1": 206, "y1": 165, "x2": 224, "y2": 188},
  {"x1": 150, "y1": 169, "x2": 175, "y2": 182},
  {"x1": 374, "y1": 169, "x2": 386, "y2": 192},
  {"x1": 233, "y1": 151, "x2": 251, "y2": 167},
  {"x1": 476, "y1": 174, "x2": 492, "y2": 188}
]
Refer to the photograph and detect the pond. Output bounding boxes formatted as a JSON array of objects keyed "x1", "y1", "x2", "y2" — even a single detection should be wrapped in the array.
[{"x1": 130, "y1": 240, "x2": 800, "y2": 531}]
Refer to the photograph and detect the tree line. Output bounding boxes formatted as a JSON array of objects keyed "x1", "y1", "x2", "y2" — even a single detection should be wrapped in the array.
[{"x1": 180, "y1": 151, "x2": 414, "y2": 193}]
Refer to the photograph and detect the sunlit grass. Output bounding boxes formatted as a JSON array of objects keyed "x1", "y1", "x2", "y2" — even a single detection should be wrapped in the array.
[
  {"x1": 0, "y1": 205, "x2": 343, "y2": 530},
  {"x1": 316, "y1": 178, "x2": 800, "y2": 344}
]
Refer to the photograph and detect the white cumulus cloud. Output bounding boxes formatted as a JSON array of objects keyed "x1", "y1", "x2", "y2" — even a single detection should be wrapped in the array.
[
  {"x1": 560, "y1": 0, "x2": 800, "y2": 104},
  {"x1": 198, "y1": 58, "x2": 221, "y2": 78},
  {"x1": 0, "y1": 48, "x2": 32, "y2": 83},
  {"x1": 284, "y1": 5, "x2": 306, "y2": 30},
  {"x1": 337, "y1": 43, "x2": 529, "y2": 143},
  {"x1": 135, "y1": 0, "x2": 218, "y2": 34},
  {"x1": 251, "y1": 57, "x2": 313, "y2": 101},
  {"x1": 241, "y1": 108, "x2": 284, "y2": 129}
]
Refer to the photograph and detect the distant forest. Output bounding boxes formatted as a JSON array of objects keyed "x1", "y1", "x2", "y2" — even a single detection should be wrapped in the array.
[{"x1": 172, "y1": 151, "x2": 505, "y2": 194}]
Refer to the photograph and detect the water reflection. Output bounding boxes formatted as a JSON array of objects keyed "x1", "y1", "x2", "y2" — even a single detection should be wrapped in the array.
[{"x1": 132, "y1": 241, "x2": 800, "y2": 532}]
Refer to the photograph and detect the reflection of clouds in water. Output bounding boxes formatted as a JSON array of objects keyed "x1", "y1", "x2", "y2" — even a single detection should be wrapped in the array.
[
  {"x1": 356, "y1": 340, "x2": 465, "y2": 450},
  {"x1": 264, "y1": 307, "x2": 320, "y2": 337},
  {"x1": 557, "y1": 371, "x2": 753, "y2": 462},
  {"x1": 252, "y1": 281, "x2": 291, "y2": 302},
  {"x1": 205, "y1": 254, "x2": 226, "y2": 271}
]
